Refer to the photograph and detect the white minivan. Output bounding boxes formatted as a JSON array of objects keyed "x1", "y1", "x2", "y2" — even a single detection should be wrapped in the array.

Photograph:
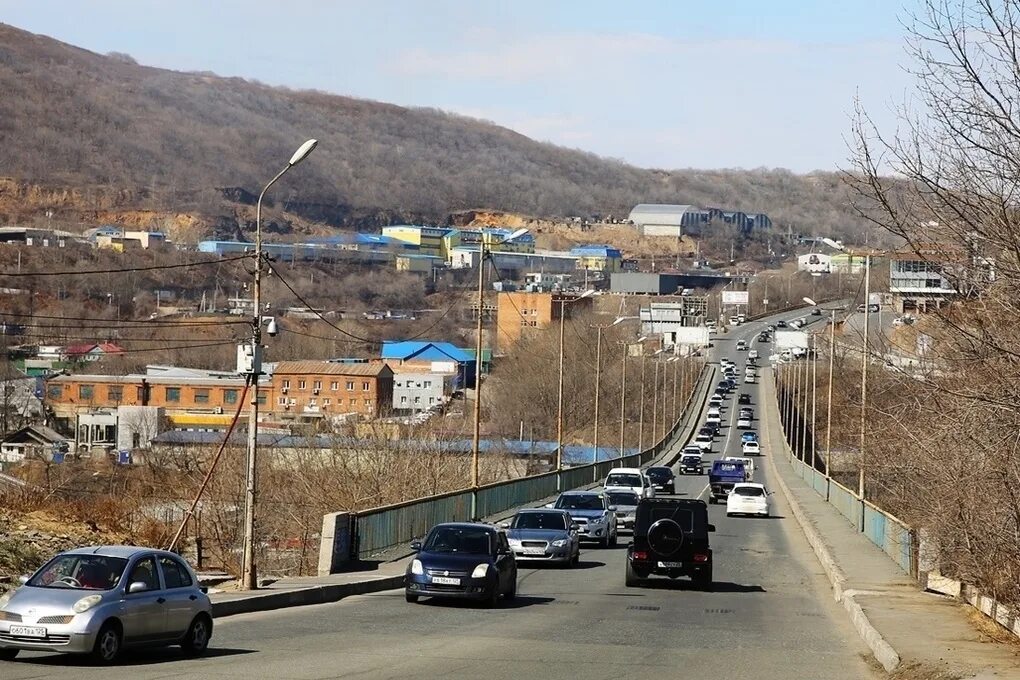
[{"x1": 604, "y1": 467, "x2": 655, "y2": 499}]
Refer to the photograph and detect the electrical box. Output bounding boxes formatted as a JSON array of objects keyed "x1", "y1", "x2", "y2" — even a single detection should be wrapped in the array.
[{"x1": 236, "y1": 342, "x2": 263, "y2": 375}]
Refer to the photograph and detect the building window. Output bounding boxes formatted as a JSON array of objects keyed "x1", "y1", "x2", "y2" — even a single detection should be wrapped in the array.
[
  {"x1": 282, "y1": 380, "x2": 290, "y2": 389},
  {"x1": 362, "y1": 381, "x2": 370, "y2": 391},
  {"x1": 194, "y1": 389, "x2": 210, "y2": 404},
  {"x1": 349, "y1": 398, "x2": 357, "y2": 406},
  {"x1": 257, "y1": 392, "x2": 267, "y2": 405},
  {"x1": 47, "y1": 384, "x2": 62, "y2": 400},
  {"x1": 323, "y1": 398, "x2": 331, "y2": 405},
  {"x1": 423, "y1": 380, "x2": 432, "y2": 388},
  {"x1": 108, "y1": 386, "x2": 123, "y2": 402},
  {"x1": 78, "y1": 384, "x2": 94, "y2": 400},
  {"x1": 346, "y1": 381, "x2": 355, "y2": 390},
  {"x1": 401, "y1": 396, "x2": 407, "y2": 404},
  {"x1": 298, "y1": 380, "x2": 306, "y2": 390},
  {"x1": 313, "y1": 380, "x2": 322, "y2": 390},
  {"x1": 364, "y1": 399, "x2": 371, "y2": 407},
  {"x1": 414, "y1": 396, "x2": 420, "y2": 404},
  {"x1": 224, "y1": 389, "x2": 238, "y2": 405},
  {"x1": 278, "y1": 397, "x2": 288, "y2": 406},
  {"x1": 166, "y1": 387, "x2": 180, "y2": 403},
  {"x1": 330, "y1": 381, "x2": 339, "y2": 391},
  {"x1": 429, "y1": 397, "x2": 435, "y2": 404},
  {"x1": 309, "y1": 398, "x2": 317, "y2": 406}
]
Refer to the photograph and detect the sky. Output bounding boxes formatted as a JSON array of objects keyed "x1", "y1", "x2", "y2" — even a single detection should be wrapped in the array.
[{"x1": 0, "y1": 0, "x2": 918, "y2": 173}]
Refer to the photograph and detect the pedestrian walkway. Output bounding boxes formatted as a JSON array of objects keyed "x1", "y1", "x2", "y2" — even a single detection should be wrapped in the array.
[{"x1": 761, "y1": 369, "x2": 1020, "y2": 679}]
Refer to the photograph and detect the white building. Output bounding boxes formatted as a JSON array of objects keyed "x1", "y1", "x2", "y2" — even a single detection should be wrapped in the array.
[
  {"x1": 797, "y1": 253, "x2": 832, "y2": 274},
  {"x1": 628, "y1": 204, "x2": 706, "y2": 237},
  {"x1": 639, "y1": 303, "x2": 709, "y2": 352}
]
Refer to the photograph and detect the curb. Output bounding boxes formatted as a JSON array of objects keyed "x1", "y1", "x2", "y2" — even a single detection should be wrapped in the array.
[
  {"x1": 762, "y1": 369, "x2": 901, "y2": 674},
  {"x1": 211, "y1": 575, "x2": 404, "y2": 618}
]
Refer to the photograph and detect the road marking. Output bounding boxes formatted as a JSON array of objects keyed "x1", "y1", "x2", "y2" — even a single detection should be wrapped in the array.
[{"x1": 696, "y1": 483, "x2": 709, "y2": 500}]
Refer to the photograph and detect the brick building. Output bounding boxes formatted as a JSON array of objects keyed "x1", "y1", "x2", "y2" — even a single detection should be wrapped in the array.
[
  {"x1": 269, "y1": 361, "x2": 393, "y2": 418},
  {"x1": 495, "y1": 291, "x2": 593, "y2": 351}
]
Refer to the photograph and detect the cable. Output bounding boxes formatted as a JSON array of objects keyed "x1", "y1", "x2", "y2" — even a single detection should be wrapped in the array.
[
  {"x1": 0, "y1": 254, "x2": 251, "y2": 277},
  {"x1": 0, "y1": 312, "x2": 250, "y2": 327}
]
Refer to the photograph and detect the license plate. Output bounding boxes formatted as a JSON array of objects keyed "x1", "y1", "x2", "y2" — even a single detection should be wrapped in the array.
[
  {"x1": 658, "y1": 561, "x2": 683, "y2": 568},
  {"x1": 523, "y1": 547, "x2": 546, "y2": 555},
  {"x1": 9, "y1": 625, "x2": 46, "y2": 638}
]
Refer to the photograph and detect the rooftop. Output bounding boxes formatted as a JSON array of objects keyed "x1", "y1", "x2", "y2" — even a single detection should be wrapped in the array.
[{"x1": 272, "y1": 361, "x2": 393, "y2": 377}]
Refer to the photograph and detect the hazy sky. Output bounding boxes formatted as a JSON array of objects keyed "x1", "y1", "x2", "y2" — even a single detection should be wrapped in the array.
[{"x1": 1, "y1": 0, "x2": 917, "y2": 173}]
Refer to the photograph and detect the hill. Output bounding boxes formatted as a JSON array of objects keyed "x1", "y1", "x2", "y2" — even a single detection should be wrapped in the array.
[{"x1": 0, "y1": 23, "x2": 881, "y2": 244}]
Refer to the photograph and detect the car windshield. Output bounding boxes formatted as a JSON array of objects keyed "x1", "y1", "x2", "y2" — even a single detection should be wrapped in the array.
[
  {"x1": 606, "y1": 473, "x2": 642, "y2": 487},
  {"x1": 734, "y1": 486, "x2": 765, "y2": 497},
  {"x1": 681, "y1": 455, "x2": 701, "y2": 464},
  {"x1": 556, "y1": 494, "x2": 604, "y2": 510},
  {"x1": 423, "y1": 527, "x2": 492, "y2": 554},
  {"x1": 607, "y1": 492, "x2": 639, "y2": 507},
  {"x1": 512, "y1": 512, "x2": 567, "y2": 530},
  {"x1": 28, "y1": 554, "x2": 128, "y2": 590}
]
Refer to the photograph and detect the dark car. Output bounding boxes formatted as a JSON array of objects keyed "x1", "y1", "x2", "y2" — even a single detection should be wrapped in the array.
[
  {"x1": 405, "y1": 523, "x2": 517, "y2": 607},
  {"x1": 757, "y1": 333, "x2": 770, "y2": 343},
  {"x1": 625, "y1": 498, "x2": 715, "y2": 589},
  {"x1": 644, "y1": 466, "x2": 676, "y2": 495},
  {"x1": 812, "y1": 308, "x2": 822, "y2": 316},
  {"x1": 697, "y1": 425, "x2": 717, "y2": 439},
  {"x1": 738, "y1": 393, "x2": 752, "y2": 405},
  {"x1": 777, "y1": 320, "x2": 787, "y2": 328},
  {"x1": 679, "y1": 451, "x2": 705, "y2": 475}
]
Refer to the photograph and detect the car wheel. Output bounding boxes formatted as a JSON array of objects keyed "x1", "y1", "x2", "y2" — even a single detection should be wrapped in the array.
[
  {"x1": 0, "y1": 648, "x2": 18, "y2": 661},
  {"x1": 505, "y1": 575, "x2": 517, "y2": 600},
  {"x1": 668, "y1": 485, "x2": 675, "y2": 494},
  {"x1": 625, "y1": 560, "x2": 642, "y2": 588},
  {"x1": 708, "y1": 496, "x2": 716, "y2": 504},
  {"x1": 609, "y1": 530, "x2": 618, "y2": 548},
  {"x1": 726, "y1": 512, "x2": 733, "y2": 517},
  {"x1": 571, "y1": 550, "x2": 580, "y2": 567},
  {"x1": 695, "y1": 568, "x2": 714, "y2": 591},
  {"x1": 181, "y1": 614, "x2": 212, "y2": 656},
  {"x1": 405, "y1": 592, "x2": 419, "y2": 603},
  {"x1": 599, "y1": 535, "x2": 610, "y2": 548},
  {"x1": 90, "y1": 621, "x2": 122, "y2": 665},
  {"x1": 483, "y1": 585, "x2": 500, "y2": 609}
]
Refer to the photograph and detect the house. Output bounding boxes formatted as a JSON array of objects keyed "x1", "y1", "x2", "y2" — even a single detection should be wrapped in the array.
[
  {"x1": 570, "y1": 245, "x2": 623, "y2": 273},
  {"x1": 62, "y1": 342, "x2": 125, "y2": 362},
  {"x1": 270, "y1": 361, "x2": 393, "y2": 419},
  {"x1": 495, "y1": 291, "x2": 594, "y2": 350},
  {"x1": 0, "y1": 425, "x2": 72, "y2": 463},
  {"x1": 380, "y1": 341, "x2": 476, "y2": 389},
  {"x1": 382, "y1": 225, "x2": 459, "y2": 258},
  {"x1": 390, "y1": 366, "x2": 450, "y2": 412}
]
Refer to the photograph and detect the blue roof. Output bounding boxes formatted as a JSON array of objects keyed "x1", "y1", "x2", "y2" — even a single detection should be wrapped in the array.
[
  {"x1": 381, "y1": 341, "x2": 473, "y2": 363},
  {"x1": 570, "y1": 244, "x2": 622, "y2": 257}
]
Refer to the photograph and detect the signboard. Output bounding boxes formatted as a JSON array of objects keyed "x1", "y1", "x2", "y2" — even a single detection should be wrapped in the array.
[{"x1": 722, "y1": 290, "x2": 749, "y2": 306}]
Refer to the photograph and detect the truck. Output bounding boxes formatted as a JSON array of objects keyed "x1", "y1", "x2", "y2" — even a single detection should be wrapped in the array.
[{"x1": 709, "y1": 459, "x2": 747, "y2": 504}]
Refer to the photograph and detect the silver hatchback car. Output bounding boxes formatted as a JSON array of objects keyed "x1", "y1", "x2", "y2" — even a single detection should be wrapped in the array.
[{"x1": 0, "y1": 545, "x2": 212, "y2": 664}]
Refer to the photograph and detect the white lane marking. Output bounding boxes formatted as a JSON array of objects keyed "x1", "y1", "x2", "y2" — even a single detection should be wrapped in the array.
[{"x1": 696, "y1": 483, "x2": 709, "y2": 500}]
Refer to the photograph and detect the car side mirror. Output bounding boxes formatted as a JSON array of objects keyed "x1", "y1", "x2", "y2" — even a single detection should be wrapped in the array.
[
  {"x1": 127, "y1": 581, "x2": 149, "y2": 594},
  {"x1": 499, "y1": 522, "x2": 510, "y2": 529},
  {"x1": 607, "y1": 505, "x2": 617, "y2": 512},
  {"x1": 410, "y1": 540, "x2": 422, "y2": 552},
  {"x1": 543, "y1": 503, "x2": 554, "y2": 509},
  {"x1": 570, "y1": 523, "x2": 579, "y2": 531},
  {"x1": 707, "y1": 524, "x2": 717, "y2": 532},
  {"x1": 18, "y1": 574, "x2": 29, "y2": 585}
]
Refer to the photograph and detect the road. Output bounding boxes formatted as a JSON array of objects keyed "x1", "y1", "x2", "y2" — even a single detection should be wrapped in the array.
[{"x1": 2, "y1": 313, "x2": 877, "y2": 679}]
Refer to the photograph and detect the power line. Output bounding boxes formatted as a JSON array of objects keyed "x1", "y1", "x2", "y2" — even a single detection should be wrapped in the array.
[
  {"x1": 0, "y1": 312, "x2": 250, "y2": 327},
  {"x1": 0, "y1": 254, "x2": 251, "y2": 278}
]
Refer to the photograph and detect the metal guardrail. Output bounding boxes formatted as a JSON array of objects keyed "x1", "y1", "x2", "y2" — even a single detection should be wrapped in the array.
[{"x1": 345, "y1": 362, "x2": 714, "y2": 562}]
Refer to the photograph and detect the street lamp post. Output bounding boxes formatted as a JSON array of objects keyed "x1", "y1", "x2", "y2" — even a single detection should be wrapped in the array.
[
  {"x1": 241, "y1": 138, "x2": 317, "y2": 591},
  {"x1": 472, "y1": 228, "x2": 529, "y2": 509}
]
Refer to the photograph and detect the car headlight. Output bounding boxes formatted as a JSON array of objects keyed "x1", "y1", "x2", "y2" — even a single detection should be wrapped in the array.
[
  {"x1": 588, "y1": 515, "x2": 604, "y2": 525},
  {"x1": 507, "y1": 538, "x2": 521, "y2": 547},
  {"x1": 410, "y1": 559, "x2": 424, "y2": 575},
  {"x1": 471, "y1": 563, "x2": 490, "y2": 579},
  {"x1": 72, "y1": 594, "x2": 102, "y2": 614},
  {"x1": 551, "y1": 539, "x2": 568, "y2": 547}
]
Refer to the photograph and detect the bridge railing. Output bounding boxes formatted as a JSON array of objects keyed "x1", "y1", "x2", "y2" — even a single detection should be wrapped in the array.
[{"x1": 318, "y1": 360, "x2": 714, "y2": 571}]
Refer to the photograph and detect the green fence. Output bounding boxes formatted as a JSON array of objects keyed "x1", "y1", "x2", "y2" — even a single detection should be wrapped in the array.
[{"x1": 341, "y1": 361, "x2": 714, "y2": 562}]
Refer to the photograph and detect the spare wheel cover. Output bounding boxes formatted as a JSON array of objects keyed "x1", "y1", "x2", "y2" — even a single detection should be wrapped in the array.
[{"x1": 647, "y1": 518, "x2": 684, "y2": 556}]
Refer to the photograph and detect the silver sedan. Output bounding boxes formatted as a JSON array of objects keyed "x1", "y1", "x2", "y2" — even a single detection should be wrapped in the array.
[{"x1": 0, "y1": 545, "x2": 212, "y2": 664}]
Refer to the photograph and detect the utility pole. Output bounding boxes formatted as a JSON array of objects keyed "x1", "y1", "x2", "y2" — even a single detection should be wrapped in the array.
[
  {"x1": 859, "y1": 255, "x2": 871, "y2": 517},
  {"x1": 471, "y1": 247, "x2": 486, "y2": 512},
  {"x1": 825, "y1": 308, "x2": 836, "y2": 486},
  {"x1": 651, "y1": 358, "x2": 659, "y2": 447},
  {"x1": 241, "y1": 139, "x2": 317, "y2": 591},
  {"x1": 619, "y1": 346, "x2": 627, "y2": 457},
  {"x1": 638, "y1": 354, "x2": 646, "y2": 450},
  {"x1": 592, "y1": 325, "x2": 603, "y2": 461}
]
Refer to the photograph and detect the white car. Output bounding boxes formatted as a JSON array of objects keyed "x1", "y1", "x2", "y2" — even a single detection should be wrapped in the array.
[
  {"x1": 706, "y1": 412, "x2": 721, "y2": 426},
  {"x1": 604, "y1": 468, "x2": 655, "y2": 499},
  {"x1": 707, "y1": 405, "x2": 721, "y2": 418},
  {"x1": 742, "y1": 440, "x2": 761, "y2": 456},
  {"x1": 694, "y1": 433, "x2": 713, "y2": 452},
  {"x1": 744, "y1": 374, "x2": 755, "y2": 384},
  {"x1": 725, "y1": 456, "x2": 755, "y2": 480},
  {"x1": 737, "y1": 416, "x2": 752, "y2": 429},
  {"x1": 736, "y1": 340, "x2": 747, "y2": 351},
  {"x1": 727, "y1": 483, "x2": 771, "y2": 517},
  {"x1": 748, "y1": 349, "x2": 759, "y2": 360}
]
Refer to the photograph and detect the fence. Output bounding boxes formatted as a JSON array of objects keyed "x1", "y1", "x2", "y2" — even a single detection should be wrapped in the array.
[
  {"x1": 326, "y1": 361, "x2": 715, "y2": 568},
  {"x1": 775, "y1": 368, "x2": 917, "y2": 577}
]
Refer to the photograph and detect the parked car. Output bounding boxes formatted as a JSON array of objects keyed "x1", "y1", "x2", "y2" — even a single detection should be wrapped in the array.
[
  {"x1": 604, "y1": 467, "x2": 655, "y2": 499},
  {"x1": 548, "y1": 491, "x2": 618, "y2": 546},
  {"x1": 738, "y1": 393, "x2": 752, "y2": 405},
  {"x1": 726, "y1": 483, "x2": 771, "y2": 518},
  {"x1": 406, "y1": 523, "x2": 517, "y2": 605},
  {"x1": 0, "y1": 546, "x2": 212, "y2": 664},
  {"x1": 679, "y1": 451, "x2": 705, "y2": 475},
  {"x1": 502, "y1": 509, "x2": 580, "y2": 566},
  {"x1": 606, "y1": 491, "x2": 640, "y2": 532},
  {"x1": 742, "y1": 440, "x2": 761, "y2": 456},
  {"x1": 625, "y1": 498, "x2": 715, "y2": 589},
  {"x1": 644, "y1": 466, "x2": 676, "y2": 495}
]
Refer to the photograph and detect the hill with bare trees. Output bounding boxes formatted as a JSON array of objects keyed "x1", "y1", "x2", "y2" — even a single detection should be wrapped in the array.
[{"x1": 0, "y1": 23, "x2": 879, "y2": 243}]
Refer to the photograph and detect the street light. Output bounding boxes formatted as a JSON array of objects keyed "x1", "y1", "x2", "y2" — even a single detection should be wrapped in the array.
[
  {"x1": 472, "y1": 228, "x2": 529, "y2": 512},
  {"x1": 555, "y1": 288, "x2": 595, "y2": 482},
  {"x1": 241, "y1": 138, "x2": 317, "y2": 591}
]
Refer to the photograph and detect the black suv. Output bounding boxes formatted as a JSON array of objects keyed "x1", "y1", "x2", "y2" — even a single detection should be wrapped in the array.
[
  {"x1": 644, "y1": 466, "x2": 676, "y2": 495},
  {"x1": 626, "y1": 498, "x2": 715, "y2": 589}
]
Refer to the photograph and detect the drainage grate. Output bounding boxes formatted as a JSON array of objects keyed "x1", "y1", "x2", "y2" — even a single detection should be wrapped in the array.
[
  {"x1": 704, "y1": 608, "x2": 734, "y2": 614},
  {"x1": 628, "y1": 605, "x2": 661, "y2": 611}
]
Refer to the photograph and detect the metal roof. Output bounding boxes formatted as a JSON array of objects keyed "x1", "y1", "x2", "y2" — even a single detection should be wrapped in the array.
[
  {"x1": 273, "y1": 361, "x2": 392, "y2": 377},
  {"x1": 628, "y1": 204, "x2": 699, "y2": 226},
  {"x1": 380, "y1": 341, "x2": 473, "y2": 363}
]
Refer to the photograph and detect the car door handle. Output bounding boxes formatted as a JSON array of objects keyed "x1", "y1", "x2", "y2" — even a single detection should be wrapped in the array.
[{"x1": 156, "y1": 597, "x2": 166, "y2": 604}]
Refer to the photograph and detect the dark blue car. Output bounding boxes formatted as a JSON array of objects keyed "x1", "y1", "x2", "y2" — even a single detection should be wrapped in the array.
[{"x1": 405, "y1": 523, "x2": 517, "y2": 607}]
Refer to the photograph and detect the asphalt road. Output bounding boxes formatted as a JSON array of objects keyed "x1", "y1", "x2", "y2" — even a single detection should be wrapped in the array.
[{"x1": 2, "y1": 313, "x2": 877, "y2": 680}]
